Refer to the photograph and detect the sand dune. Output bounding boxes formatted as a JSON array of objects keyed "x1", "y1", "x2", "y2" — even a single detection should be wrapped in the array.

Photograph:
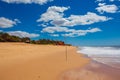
[{"x1": 0, "y1": 43, "x2": 89, "y2": 80}]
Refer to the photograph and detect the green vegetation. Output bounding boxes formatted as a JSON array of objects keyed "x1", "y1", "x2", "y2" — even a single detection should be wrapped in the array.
[
  {"x1": 0, "y1": 32, "x2": 71, "y2": 46},
  {"x1": 0, "y1": 32, "x2": 21, "y2": 42}
]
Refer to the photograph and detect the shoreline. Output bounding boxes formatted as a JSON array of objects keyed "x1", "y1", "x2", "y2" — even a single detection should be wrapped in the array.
[
  {"x1": 0, "y1": 42, "x2": 89, "y2": 80},
  {"x1": 60, "y1": 50, "x2": 120, "y2": 80}
]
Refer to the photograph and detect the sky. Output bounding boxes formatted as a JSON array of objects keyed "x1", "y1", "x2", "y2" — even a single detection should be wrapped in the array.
[{"x1": 0, "y1": 0, "x2": 120, "y2": 46}]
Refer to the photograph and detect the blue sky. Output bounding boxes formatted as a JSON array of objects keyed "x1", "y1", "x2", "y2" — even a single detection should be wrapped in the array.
[{"x1": 0, "y1": 0, "x2": 120, "y2": 46}]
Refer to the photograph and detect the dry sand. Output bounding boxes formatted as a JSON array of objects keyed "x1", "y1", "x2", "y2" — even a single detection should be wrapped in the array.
[{"x1": 0, "y1": 42, "x2": 89, "y2": 80}]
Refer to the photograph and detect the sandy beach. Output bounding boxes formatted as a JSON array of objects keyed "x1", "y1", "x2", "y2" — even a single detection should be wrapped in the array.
[{"x1": 0, "y1": 42, "x2": 89, "y2": 80}]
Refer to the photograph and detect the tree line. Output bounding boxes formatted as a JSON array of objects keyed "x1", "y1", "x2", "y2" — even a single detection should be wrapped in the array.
[{"x1": 0, "y1": 32, "x2": 71, "y2": 46}]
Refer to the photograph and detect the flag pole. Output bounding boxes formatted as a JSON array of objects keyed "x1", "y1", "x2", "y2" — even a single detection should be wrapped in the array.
[
  {"x1": 65, "y1": 44, "x2": 67, "y2": 62},
  {"x1": 65, "y1": 36, "x2": 67, "y2": 62}
]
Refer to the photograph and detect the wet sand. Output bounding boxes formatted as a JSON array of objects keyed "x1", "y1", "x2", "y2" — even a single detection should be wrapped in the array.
[
  {"x1": 0, "y1": 42, "x2": 89, "y2": 80},
  {"x1": 60, "y1": 60, "x2": 120, "y2": 80}
]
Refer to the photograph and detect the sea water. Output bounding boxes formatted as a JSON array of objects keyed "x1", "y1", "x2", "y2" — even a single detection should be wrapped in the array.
[{"x1": 77, "y1": 46, "x2": 120, "y2": 69}]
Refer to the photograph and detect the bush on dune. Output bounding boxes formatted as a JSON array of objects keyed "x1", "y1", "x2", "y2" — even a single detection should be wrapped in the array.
[{"x1": 0, "y1": 32, "x2": 71, "y2": 46}]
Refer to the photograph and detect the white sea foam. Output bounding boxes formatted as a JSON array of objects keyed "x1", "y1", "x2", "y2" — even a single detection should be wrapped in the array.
[{"x1": 77, "y1": 46, "x2": 120, "y2": 68}]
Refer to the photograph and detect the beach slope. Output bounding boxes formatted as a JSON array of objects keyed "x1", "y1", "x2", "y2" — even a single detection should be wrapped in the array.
[{"x1": 0, "y1": 43, "x2": 89, "y2": 80}]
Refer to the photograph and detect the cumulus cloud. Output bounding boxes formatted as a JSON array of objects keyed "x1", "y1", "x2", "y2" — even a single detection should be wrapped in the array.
[
  {"x1": 1, "y1": 0, "x2": 53, "y2": 5},
  {"x1": 63, "y1": 12, "x2": 111, "y2": 26},
  {"x1": 41, "y1": 26, "x2": 69, "y2": 33},
  {"x1": 37, "y1": 6, "x2": 111, "y2": 27},
  {"x1": 37, "y1": 6, "x2": 69, "y2": 22},
  {"x1": 37, "y1": 6, "x2": 108, "y2": 37},
  {"x1": 41, "y1": 26, "x2": 101, "y2": 37},
  {"x1": 7, "y1": 31, "x2": 40, "y2": 38},
  {"x1": 62, "y1": 28, "x2": 102, "y2": 37},
  {"x1": 96, "y1": 3, "x2": 119, "y2": 14},
  {"x1": 0, "y1": 17, "x2": 20, "y2": 28}
]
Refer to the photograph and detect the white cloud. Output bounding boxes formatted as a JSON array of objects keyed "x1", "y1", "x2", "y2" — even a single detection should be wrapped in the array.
[
  {"x1": 7, "y1": 31, "x2": 40, "y2": 38},
  {"x1": 37, "y1": 6, "x2": 111, "y2": 27},
  {"x1": 62, "y1": 28, "x2": 102, "y2": 37},
  {"x1": 62, "y1": 12, "x2": 111, "y2": 26},
  {"x1": 37, "y1": 6, "x2": 109, "y2": 37},
  {"x1": 41, "y1": 26, "x2": 101, "y2": 37},
  {"x1": 41, "y1": 26, "x2": 69, "y2": 33},
  {"x1": 96, "y1": 3, "x2": 119, "y2": 14},
  {"x1": 50, "y1": 34, "x2": 59, "y2": 37},
  {"x1": 51, "y1": 12, "x2": 110, "y2": 26},
  {"x1": 0, "y1": 17, "x2": 20, "y2": 28},
  {"x1": 37, "y1": 6, "x2": 69, "y2": 22},
  {"x1": 2, "y1": 0, "x2": 53, "y2": 5}
]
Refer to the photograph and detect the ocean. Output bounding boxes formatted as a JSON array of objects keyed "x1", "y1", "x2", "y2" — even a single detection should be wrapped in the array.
[{"x1": 77, "y1": 46, "x2": 120, "y2": 69}]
